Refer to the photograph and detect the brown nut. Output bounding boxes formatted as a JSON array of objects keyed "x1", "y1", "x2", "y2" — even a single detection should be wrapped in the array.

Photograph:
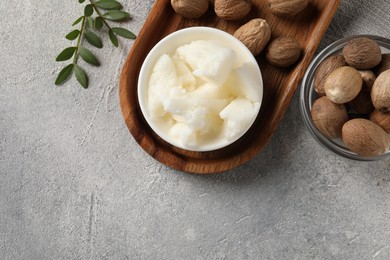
[
  {"x1": 266, "y1": 37, "x2": 301, "y2": 67},
  {"x1": 370, "y1": 110, "x2": 390, "y2": 134},
  {"x1": 342, "y1": 119, "x2": 390, "y2": 156},
  {"x1": 311, "y1": 96, "x2": 348, "y2": 139},
  {"x1": 359, "y1": 70, "x2": 376, "y2": 91},
  {"x1": 343, "y1": 37, "x2": 382, "y2": 70},
  {"x1": 314, "y1": 55, "x2": 347, "y2": 96},
  {"x1": 215, "y1": 0, "x2": 251, "y2": 21},
  {"x1": 371, "y1": 69, "x2": 390, "y2": 113},
  {"x1": 171, "y1": 0, "x2": 209, "y2": 18},
  {"x1": 324, "y1": 66, "x2": 362, "y2": 104},
  {"x1": 374, "y1": 53, "x2": 390, "y2": 76},
  {"x1": 234, "y1": 19, "x2": 271, "y2": 56},
  {"x1": 267, "y1": 0, "x2": 309, "y2": 16}
]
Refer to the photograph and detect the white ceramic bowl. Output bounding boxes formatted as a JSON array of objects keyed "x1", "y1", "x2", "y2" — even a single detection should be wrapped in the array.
[{"x1": 138, "y1": 27, "x2": 263, "y2": 152}]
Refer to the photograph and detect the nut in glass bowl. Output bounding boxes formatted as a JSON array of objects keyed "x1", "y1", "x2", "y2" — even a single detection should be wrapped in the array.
[{"x1": 300, "y1": 35, "x2": 390, "y2": 161}]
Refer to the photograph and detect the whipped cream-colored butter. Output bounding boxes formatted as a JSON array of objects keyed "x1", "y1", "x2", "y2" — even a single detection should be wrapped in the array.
[{"x1": 147, "y1": 40, "x2": 261, "y2": 149}]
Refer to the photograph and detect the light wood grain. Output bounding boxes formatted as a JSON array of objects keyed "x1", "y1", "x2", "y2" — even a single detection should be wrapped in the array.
[{"x1": 119, "y1": 0, "x2": 340, "y2": 174}]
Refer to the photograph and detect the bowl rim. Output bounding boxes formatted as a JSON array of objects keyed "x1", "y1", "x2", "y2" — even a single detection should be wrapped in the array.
[
  {"x1": 300, "y1": 34, "x2": 390, "y2": 161},
  {"x1": 137, "y1": 26, "x2": 264, "y2": 152}
]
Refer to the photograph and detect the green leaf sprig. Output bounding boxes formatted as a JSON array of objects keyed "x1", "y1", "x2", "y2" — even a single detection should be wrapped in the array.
[{"x1": 55, "y1": 0, "x2": 136, "y2": 88}]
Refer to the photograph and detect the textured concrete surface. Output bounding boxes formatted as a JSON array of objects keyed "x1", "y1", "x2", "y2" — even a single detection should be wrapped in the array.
[{"x1": 1, "y1": 0, "x2": 390, "y2": 259}]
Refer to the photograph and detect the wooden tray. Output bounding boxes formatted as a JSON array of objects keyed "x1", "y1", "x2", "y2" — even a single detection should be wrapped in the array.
[{"x1": 119, "y1": 0, "x2": 340, "y2": 174}]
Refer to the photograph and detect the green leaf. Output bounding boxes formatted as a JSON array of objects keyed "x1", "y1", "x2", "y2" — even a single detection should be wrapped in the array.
[
  {"x1": 55, "y1": 64, "x2": 74, "y2": 85},
  {"x1": 79, "y1": 0, "x2": 85, "y2": 3},
  {"x1": 112, "y1": 27, "x2": 136, "y2": 39},
  {"x1": 55, "y1": 47, "x2": 76, "y2": 61},
  {"x1": 72, "y1": 16, "x2": 83, "y2": 26},
  {"x1": 74, "y1": 64, "x2": 88, "y2": 88},
  {"x1": 87, "y1": 17, "x2": 94, "y2": 28},
  {"x1": 102, "y1": 10, "x2": 130, "y2": 21},
  {"x1": 95, "y1": 17, "x2": 104, "y2": 29},
  {"x1": 84, "y1": 30, "x2": 103, "y2": 48},
  {"x1": 95, "y1": 0, "x2": 122, "y2": 10},
  {"x1": 79, "y1": 47, "x2": 100, "y2": 66},
  {"x1": 109, "y1": 29, "x2": 118, "y2": 47},
  {"x1": 65, "y1": 30, "x2": 80, "y2": 40},
  {"x1": 84, "y1": 4, "x2": 94, "y2": 17}
]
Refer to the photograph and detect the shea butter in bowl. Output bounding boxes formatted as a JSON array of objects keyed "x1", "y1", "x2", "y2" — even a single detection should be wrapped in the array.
[{"x1": 138, "y1": 27, "x2": 263, "y2": 152}]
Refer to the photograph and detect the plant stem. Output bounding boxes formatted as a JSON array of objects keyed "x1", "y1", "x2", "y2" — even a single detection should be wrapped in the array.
[
  {"x1": 73, "y1": 16, "x2": 86, "y2": 65},
  {"x1": 89, "y1": 0, "x2": 112, "y2": 31}
]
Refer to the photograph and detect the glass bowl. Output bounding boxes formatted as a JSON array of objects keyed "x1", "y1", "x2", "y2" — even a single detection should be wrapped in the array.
[{"x1": 300, "y1": 35, "x2": 390, "y2": 161}]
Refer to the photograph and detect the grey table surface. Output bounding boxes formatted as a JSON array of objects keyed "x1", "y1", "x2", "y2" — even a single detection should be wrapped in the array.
[{"x1": 1, "y1": 0, "x2": 390, "y2": 259}]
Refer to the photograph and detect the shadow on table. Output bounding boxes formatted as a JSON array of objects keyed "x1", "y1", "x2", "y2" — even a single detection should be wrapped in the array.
[{"x1": 184, "y1": 90, "x2": 306, "y2": 182}]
